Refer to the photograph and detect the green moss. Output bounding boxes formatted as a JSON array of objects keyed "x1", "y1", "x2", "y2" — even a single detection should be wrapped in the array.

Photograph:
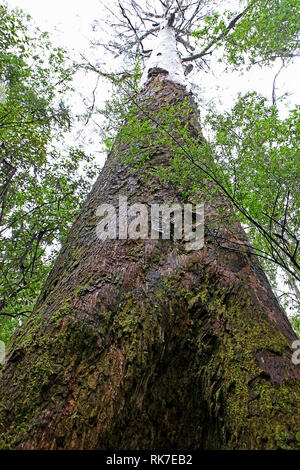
[{"x1": 1, "y1": 262, "x2": 299, "y2": 450}]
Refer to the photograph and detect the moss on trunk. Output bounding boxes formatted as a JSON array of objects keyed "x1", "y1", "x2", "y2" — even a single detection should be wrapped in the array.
[{"x1": 0, "y1": 78, "x2": 299, "y2": 450}]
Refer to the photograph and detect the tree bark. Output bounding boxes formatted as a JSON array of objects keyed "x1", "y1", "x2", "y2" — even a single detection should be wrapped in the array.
[{"x1": 0, "y1": 77, "x2": 299, "y2": 450}]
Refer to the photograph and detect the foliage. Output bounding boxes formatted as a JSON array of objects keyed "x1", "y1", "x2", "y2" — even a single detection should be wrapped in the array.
[
  {"x1": 92, "y1": 60, "x2": 142, "y2": 153},
  {"x1": 117, "y1": 90, "x2": 299, "y2": 317},
  {"x1": 92, "y1": 0, "x2": 300, "y2": 323},
  {"x1": 2, "y1": 0, "x2": 299, "y2": 340},
  {"x1": 206, "y1": 93, "x2": 299, "y2": 281},
  {"x1": 0, "y1": 5, "x2": 99, "y2": 342},
  {"x1": 191, "y1": 0, "x2": 300, "y2": 68}
]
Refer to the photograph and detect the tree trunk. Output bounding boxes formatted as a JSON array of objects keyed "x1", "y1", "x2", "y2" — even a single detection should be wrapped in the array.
[{"x1": 0, "y1": 75, "x2": 299, "y2": 450}]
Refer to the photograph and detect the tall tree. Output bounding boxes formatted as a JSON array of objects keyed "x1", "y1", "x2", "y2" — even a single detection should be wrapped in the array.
[
  {"x1": 0, "y1": 0, "x2": 299, "y2": 450},
  {"x1": 91, "y1": 0, "x2": 299, "y2": 319}
]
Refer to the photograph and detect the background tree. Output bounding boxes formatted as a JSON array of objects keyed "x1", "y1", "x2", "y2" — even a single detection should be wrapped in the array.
[{"x1": 0, "y1": 4, "x2": 99, "y2": 342}]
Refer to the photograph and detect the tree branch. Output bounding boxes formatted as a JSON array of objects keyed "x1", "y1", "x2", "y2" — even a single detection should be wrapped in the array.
[{"x1": 182, "y1": 6, "x2": 250, "y2": 62}]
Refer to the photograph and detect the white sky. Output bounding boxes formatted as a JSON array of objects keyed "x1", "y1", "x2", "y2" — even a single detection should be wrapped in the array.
[
  {"x1": 5, "y1": 0, "x2": 300, "y2": 158},
  {"x1": 6, "y1": 0, "x2": 100, "y2": 49},
  {"x1": 3, "y1": 0, "x2": 300, "y2": 312}
]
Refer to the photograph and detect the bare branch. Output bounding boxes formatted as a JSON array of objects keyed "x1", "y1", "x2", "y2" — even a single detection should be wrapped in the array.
[
  {"x1": 0, "y1": 311, "x2": 31, "y2": 318},
  {"x1": 183, "y1": 6, "x2": 250, "y2": 62},
  {"x1": 272, "y1": 59, "x2": 286, "y2": 105}
]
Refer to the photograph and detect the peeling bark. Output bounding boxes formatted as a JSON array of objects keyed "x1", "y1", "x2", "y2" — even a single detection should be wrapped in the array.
[{"x1": 0, "y1": 77, "x2": 299, "y2": 450}]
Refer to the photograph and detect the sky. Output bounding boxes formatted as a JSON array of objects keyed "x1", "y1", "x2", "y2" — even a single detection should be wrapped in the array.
[
  {"x1": 4, "y1": 0, "x2": 300, "y2": 158},
  {"x1": 4, "y1": 0, "x2": 112, "y2": 162},
  {"x1": 3, "y1": 0, "x2": 299, "y2": 311},
  {"x1": 6, "y1": 0, "x2": 101, "y2": 49},
  {"x1": 4, "y1": 0, "x2": 299, "y2": 93}
]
